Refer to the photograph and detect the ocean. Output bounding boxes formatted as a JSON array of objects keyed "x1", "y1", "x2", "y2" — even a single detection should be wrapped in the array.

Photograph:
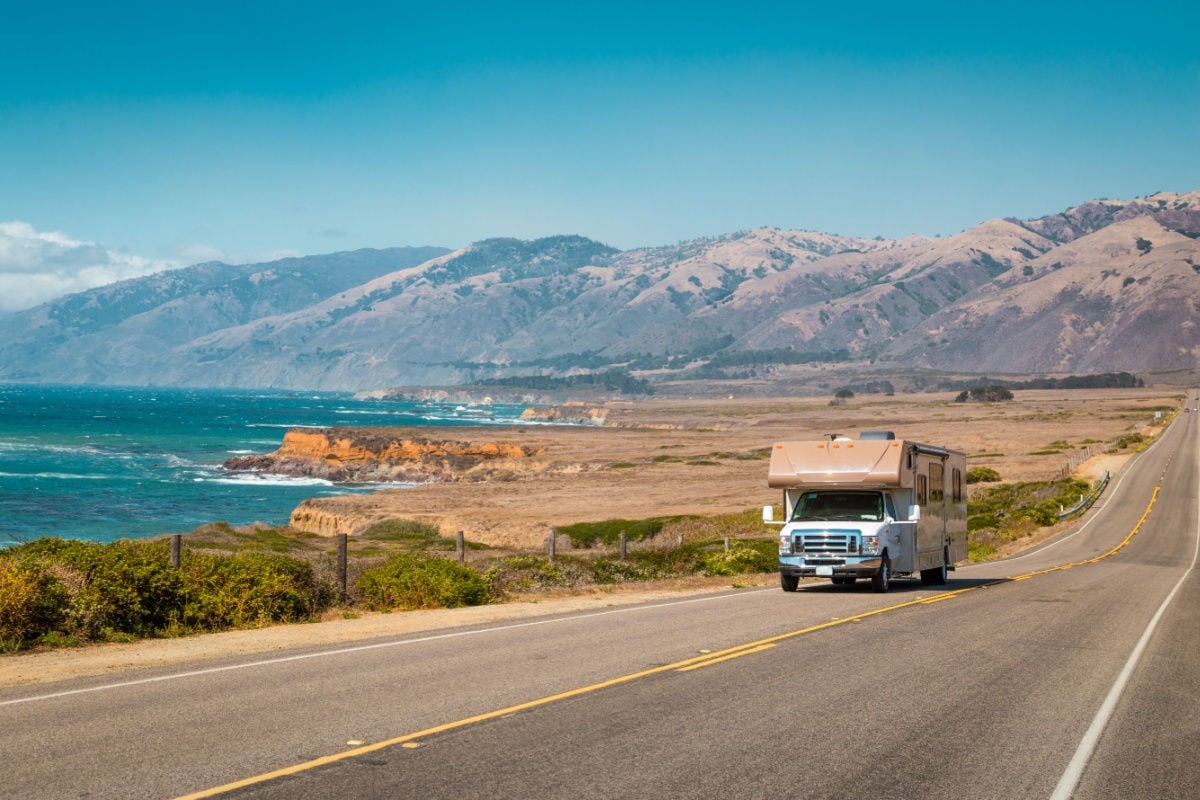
[{"x1": 0, "y1": 384, "x2": 533, "y2": 545}]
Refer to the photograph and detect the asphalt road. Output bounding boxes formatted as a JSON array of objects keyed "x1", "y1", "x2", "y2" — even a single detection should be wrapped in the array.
[{"x1": 2, "y1": 399, "x2": 1196, "y2": 799}]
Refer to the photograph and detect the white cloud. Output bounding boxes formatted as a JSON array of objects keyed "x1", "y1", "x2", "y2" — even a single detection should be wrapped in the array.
[{"x1": 0, "y1": 221, "x2": 184, "y2": 312}]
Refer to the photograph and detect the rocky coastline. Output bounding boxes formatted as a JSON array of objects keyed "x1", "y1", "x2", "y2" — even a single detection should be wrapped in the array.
[{"x1": 222, "y1": 427, "x2": 544, "y2": 484}]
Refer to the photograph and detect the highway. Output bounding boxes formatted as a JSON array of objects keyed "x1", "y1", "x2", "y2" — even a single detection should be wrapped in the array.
[{"x1": 1, "y1": 397, "x2": 1196, "y2": 799}]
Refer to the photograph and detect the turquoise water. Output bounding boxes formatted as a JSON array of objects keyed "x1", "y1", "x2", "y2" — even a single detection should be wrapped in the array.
[{"x1": 0, "y1": 385, "x2": 531, "y2": 545}]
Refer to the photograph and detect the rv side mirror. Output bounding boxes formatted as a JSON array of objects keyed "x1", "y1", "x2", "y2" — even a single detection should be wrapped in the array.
[
  {"x1": 908, "y1": 505, "x2": 921, "y2": 521},
  {"x1": 763, "y1": 505, "x2": 774, "y2": 523}
]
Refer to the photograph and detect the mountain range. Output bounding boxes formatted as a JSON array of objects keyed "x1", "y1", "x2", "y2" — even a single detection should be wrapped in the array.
[{"x1": 1, "y1": 192, "x2": 1197, "y2": 394}]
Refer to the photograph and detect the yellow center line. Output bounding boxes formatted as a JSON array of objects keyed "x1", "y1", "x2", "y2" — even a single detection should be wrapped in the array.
[
  {"x1": 676, "y1": 643, "x2": 777, "y2": 672},
  {"x1": 176, "y1": 485, "x2": 1162, "y2": 799}
]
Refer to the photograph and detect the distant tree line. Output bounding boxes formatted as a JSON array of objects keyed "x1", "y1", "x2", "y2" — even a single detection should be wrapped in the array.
[
  {"x1": 955, "y1": 386, "x2": 1014, "y2": 403},
  {"x1": 475, "y1": 369, "x2": 652, "y2": 395},
  {"x1": 704, "y1": 346, "x2": 851, "y2": 368},
  {"x1": 945, "y1": 372, "x2": 1143, "y2": 392},
  {"x1": 1009, "y1": 372, "x2": 1144, "y2": 390}
]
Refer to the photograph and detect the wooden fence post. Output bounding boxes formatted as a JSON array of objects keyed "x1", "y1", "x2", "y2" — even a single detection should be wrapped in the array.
[
  {"x1": 619, "y1": 530, "x2": 627, "y2": 561},
  {"x1": 337, "y1": 533, "x2": 348, "y2": 602},
  {"x1": 548, "y1": 527, "x2": 556, "y2": 563},
  {"x1": 170, "y1": 534, "x2": 182, "y2": 568},
  {"x1": 457, "y1": 530, "x2": 465, "y2": 564}
]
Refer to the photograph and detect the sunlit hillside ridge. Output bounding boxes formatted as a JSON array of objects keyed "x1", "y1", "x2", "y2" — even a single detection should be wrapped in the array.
[{"x1": 0, "y1": 193, "x2": 1196, "y2": 391}]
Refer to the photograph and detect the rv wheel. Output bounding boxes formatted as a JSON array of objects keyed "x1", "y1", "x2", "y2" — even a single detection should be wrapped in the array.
[
  {"x1": 871, "y1": 558, "x2": 890, "y2": 593},
  {"x1": 781, "y1": 573, "x2": 799, "y2": 592}
]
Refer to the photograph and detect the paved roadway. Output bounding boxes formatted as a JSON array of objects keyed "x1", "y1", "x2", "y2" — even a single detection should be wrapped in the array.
[{"x1": 2, "y1": 395, "x2": 1197, "y2": 799}]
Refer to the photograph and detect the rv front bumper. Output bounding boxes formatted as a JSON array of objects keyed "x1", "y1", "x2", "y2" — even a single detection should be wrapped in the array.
[{"x1": 780, "y1": 556, "x2": 883, "y2": 579}]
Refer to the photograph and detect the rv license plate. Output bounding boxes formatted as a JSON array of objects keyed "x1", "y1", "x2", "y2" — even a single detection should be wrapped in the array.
[{"x1": 815, "y1": 566, "x2": 833, "y2": 577}]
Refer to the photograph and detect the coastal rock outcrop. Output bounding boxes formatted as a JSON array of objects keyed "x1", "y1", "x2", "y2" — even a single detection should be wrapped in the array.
[
  {"x1": 223, "y1": 427, "x2": 543, "y2": 484},
  {"x1": 519, "y1": 403, "x2": 607, "y2": 425}
]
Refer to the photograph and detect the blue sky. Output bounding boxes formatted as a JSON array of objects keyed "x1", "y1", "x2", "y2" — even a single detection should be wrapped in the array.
[{"x1": 1, "y1": 0, "x2": 1197, "y2": 309}]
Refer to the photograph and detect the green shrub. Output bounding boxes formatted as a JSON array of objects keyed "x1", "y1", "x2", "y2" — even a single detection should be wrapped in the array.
[
  {"x1": 626, "y1": 542, "x2": 707, "y2": 575},
  {"x1": 556, "y1": 517, "x2": 689, "y2": 548},
  {"x1": 586, "y1": 558, "x2": 659, "y2": 584},
  {"x1": 357, "y1": 554, "x2": 494, "y2": 611},
  {"x1": 180, "y1": 551, "x2": 332, "y2": 629},
  {"x1": 966, "y1": 467, "x2": 1001, "y2": 483},
  {"x1": 1116, "y1": 432, "x2": 1146, "y2": 450},
  {"x1": 0, "y1": 537, "x2": 334, "y2": 646},
  {"x1": 968, "y1": 540, "x2": 996, "y2": 561},
  {"x1": 11, "y1": 539, "x2": 185, "y2": 639},
  {"x1": 699, "y1": 542, "x2": 776, "y2": 576},
  {"x1": 0, "y1": 558, "x2": 68, "y2": 651},
  {"x1": 486, "y1": 554, "x2": 594, "y2": 593},
  {"x1": 968, "y1": 512, "x2": 1002, "y2": 532},
  {"x1": 360, "y1": 518, "x2": 443, "y2": 542}
]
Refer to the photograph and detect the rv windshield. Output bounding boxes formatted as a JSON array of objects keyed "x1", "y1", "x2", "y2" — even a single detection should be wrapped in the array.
[{"x1": 791, "y1": 490, "x2": 886, "y2": 522}]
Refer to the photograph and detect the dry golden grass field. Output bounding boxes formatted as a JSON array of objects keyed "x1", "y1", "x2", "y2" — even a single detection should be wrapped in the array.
[{"x1": 290, "y1": 387, "x2": 1185, "y2": 550}]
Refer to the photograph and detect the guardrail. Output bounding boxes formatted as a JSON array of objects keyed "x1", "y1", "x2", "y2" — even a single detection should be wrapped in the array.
[{"x1": 1058, "y1": 470, "x2": 1110, "y2": 520}]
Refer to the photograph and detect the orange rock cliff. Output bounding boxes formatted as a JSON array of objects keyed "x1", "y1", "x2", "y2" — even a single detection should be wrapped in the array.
[{"x1": 223, "y1": 427, "x2": 543, "y2": 484}]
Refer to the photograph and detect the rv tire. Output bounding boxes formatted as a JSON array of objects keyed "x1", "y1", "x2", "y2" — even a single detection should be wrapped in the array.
[
  {"x1": 871, "y1": 557, "x2": 891, "y2": 593},
  {"x1": 781, "y1": 573, "x2": 800, "y2": 592}
]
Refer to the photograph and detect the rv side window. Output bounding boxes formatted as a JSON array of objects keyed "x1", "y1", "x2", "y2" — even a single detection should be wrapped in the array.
[
  {"x1": 917, "y1": 474, "x2": 928, "y2": 505},
  {"x1": 952, "y1": 468, "x2": 963, "y2": 503},
  {"x1": 929, "y1": 462, "x2": 944, "y2": 503}
]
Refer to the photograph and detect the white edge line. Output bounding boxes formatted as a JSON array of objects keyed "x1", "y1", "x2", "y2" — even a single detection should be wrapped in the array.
[
  {"x1": 1049, "y1": 416, "x2": 1199, "y2": 800},
  {"x1": 0, "y1": 588, "x2": 772, "y2": 708}
]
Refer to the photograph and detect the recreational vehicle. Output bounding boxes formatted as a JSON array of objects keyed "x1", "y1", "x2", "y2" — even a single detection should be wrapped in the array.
[{"x1": 763, "y1": 432, "x2": 967, "y2": 592}]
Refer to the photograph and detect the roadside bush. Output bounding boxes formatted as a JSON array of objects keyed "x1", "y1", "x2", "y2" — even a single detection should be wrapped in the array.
[
  {"x1": 357, "y1": 554, "x2": 494, "y2": 611},
  {"x1": 556, "y1": 517, "x2": 687, "y2": 547},
  {"x1": 180, "y1": 551, "x2": 333, "y2": 629},
  {"x1": 586, "y1": 558, "x2": 660, "y2": 584},
  {"x1": 966, "y1": 466, "x2": 1001, "y2": 484},
  {"x1": 968, "y1": 540, "x2": 996, "y2": 562},
  {"x1": 0, "y1": 538, "x2": 334, "y2": 648},
  {"x1": 699, "y1": 542, "x2": 776, "y2": 576},
  {"x1": 661, "y1": 509, "x2": 763, "y2": 541},
  {"x1": 360, "y1": 518, "x2": 444, "y2": 543},
  {"x1": 485, "y1": 554, "x2": 596, "y2": 593},
  {"x1": 967, "y1": 512, "x2": 1003, "y2": 532},
  {"x1": 0, "y1": 559, "x2": 68, "y2": 651},
  {"x1": 10, "y1": 538, "x2": 185, "y2": 639},
  {"x1": 1115, "y1": 432, "x2": 1145, "y2": 450}
]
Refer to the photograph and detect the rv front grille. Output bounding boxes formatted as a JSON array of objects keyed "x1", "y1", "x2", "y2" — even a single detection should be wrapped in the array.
[{"x1": 793, "y1": 530, "x2": 859, "y2": 555}]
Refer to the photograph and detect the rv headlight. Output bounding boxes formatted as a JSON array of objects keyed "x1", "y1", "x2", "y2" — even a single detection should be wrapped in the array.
[
  {"x1": 862, "y1": 535, "x2": 879, "y2": 555},
  {"x1": 778, "y1": 534, "x2": 790, "y2": 554}
]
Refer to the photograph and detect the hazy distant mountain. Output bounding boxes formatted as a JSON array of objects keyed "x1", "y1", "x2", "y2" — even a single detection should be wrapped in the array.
[
  {"x1": 0, "y1": 246, "x2": 449, "y2": 383},
  {"x1": 0, "y1": 193, "x2": 1196, "y2": 391}
]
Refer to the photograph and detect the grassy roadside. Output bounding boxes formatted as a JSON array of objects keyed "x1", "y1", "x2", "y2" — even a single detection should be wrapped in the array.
[{"x1": 0, "y1": 511, "x2": 776, "y2": 652}]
